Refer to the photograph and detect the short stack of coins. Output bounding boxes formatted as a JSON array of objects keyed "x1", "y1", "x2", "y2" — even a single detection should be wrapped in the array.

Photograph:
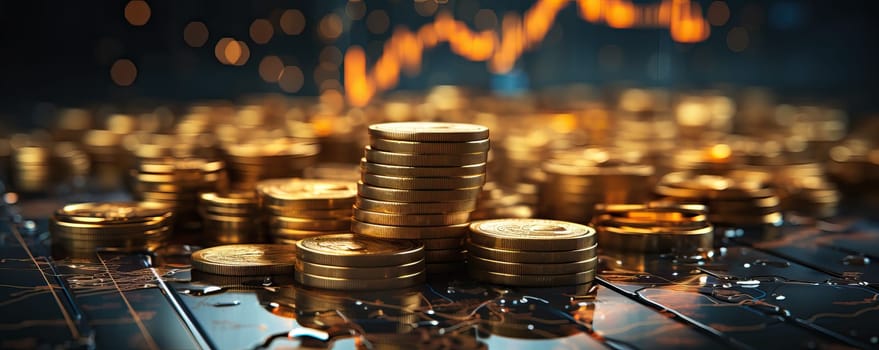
[
  {"x1": 132, "y1": 157, "x2": 228, "y2": 229},
  {"x1": 352, "y1": 122, "x2": 490, "y2": 271},
  {"x1": 538, "y1": 148, "x2": 654, "y2": 224},
  {"x1": 294, "y1": 234, "x2": 425, "y2": 291},
  {"x1": 256, "y1": 178, "x2": 357, "y2": 245},
  {"x1": 11, "y1": 145, "x2": 53, "y2": 193},
  {"x1": 466, "y1": 219, "x2": 597, "y2": 287},
  {"x1": 199, "y1": 191, "x2": 264, "y2": 245},
  {"x1": 591, "y1": 203, "x2": 713, "y2": 255},
  {"x1": 190, "y1": 244, "x2": 297, "y2": 285},
  {"x1": 655, "y1": 172, "x2": 783, "y2": 229},
  {"x1": 50, "y1": 202, "x2": 174, "y2": 256},
  {"x1": 223, "y1": 138, "x2": 320, "y2": 191}
]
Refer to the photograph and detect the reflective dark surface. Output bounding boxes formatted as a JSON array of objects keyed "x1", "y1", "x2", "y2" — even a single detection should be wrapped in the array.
[{"x1": 3, "y1": 194, "x2": 879, "y2": 349}]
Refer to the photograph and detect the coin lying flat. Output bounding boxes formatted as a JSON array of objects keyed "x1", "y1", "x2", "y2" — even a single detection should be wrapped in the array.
[
  {"x1": 353, "y1": 207, "x2": 471, "y2": 226},
  {"x1": 368, "y1": 122, "x2": 489, "y2": 142},
  {"x1": 361, "y1": 159, "x2": 488, "y2": 177},
  {"x1": 257, "y1": 178, "x2": 357, "y2": 209},
  {"x1": 296, "y1": 259, "x2": 425, "y2": 279},
  {"x1": 364, "y1": 146, "x2": 488, "y2": 167},
  {"x1": 191, "y1": 244, "x2": 297, "y2": 276},
  {"x1": 357, "y1": 182, "x2": 481, "y2": 202},
  {"x1": 469, "y1": 219, "x2": 596, "y2": 251},
  {"x1": 351, "y1": 219, "x2": 470, "y2": 239},
  {"x1": 370, "y1": 137, "x2": 490, "y2": 154},
  {"x1": 354, "y1": 197, "x2": 476, "y2": 214},
  {"x1": 466, "y1": 241, "x2": 598, "y2": 263},
  {"x1": 55, "y1": 202, "x2": 174, "y2": 225},
  {"x1": 295, "y1": 234, "x2": 423, "y2": 267}
]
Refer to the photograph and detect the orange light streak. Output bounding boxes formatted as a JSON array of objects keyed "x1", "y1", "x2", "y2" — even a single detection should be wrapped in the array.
[{"x1": 345, "y1": 0, "x2": 710, "y2": 106}]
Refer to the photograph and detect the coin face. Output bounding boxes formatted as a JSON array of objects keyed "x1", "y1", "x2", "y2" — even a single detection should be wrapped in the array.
[
  {"x1": 296, "y1": 233, "x2": 423, "y2": 266},
  {"x1": 469, "y1": 219, "x2": 596, "y2": 251},
  {"x1": 57, "y1": 202, "x2": 172, "y2": 224},
  {"x1": 191, "y1": 244, "x2": 297, "y2": 276},
  {"x1": 368, "y1": 122, "x2": 489, "y2": 142}
]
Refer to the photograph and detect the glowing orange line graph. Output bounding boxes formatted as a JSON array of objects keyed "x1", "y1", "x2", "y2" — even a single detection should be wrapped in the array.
[{"x1": 345, "y1": 0, "x2": 710, "y2": 106}]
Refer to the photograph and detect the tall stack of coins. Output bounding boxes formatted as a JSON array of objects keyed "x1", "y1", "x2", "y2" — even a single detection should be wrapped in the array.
[
  {"x1": 591, "y1": 203, "x2": 713, "y2": 255},
  {"x1": 466, "y1": 219, "x2": 597, "y2": 287},
  {"x1": 294, "y1": 234, "x2": 425, "y2": 291},
  {"x1": 50, "y1": 202, "x2": 174, "y2": 256},
  {"x1": 223, "y1": 138, "x2": 320, "y2": 191},
  {"x1": 132, "y1": 158, "x2": 228, "y2": 229},
  {"x1": 256, "y1": 178, "x2": 357, "y2": 245},
  {"x1": 190, "y1": 244, "x2": 297, "y2": 279},
  {"x1": 351, "y1": 122, "x2": 489, "y2": 271},
  {"x1": 655, "y1": 172, "x2": 783, "y2": 229},
  {"x1": 199, "y1": 191, "x2": 264, "y2": 245},
  {"x1": 538, "y1": 148, "x2": 654, "y2": 224}
]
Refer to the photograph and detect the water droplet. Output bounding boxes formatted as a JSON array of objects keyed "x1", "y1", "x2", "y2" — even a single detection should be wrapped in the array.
[
  {"x1": 355, "y1": 300, "x2": 363, "y2": 305},
  {"x1": 527, "y1": 324, "x2": 535, "y2": 330},
  {"x1": 743, "y1": 263, "x2": 751, "y2": 268},
  {"x1": 426, "y1": 309, "x2": 435, "y2": 315},
  {"x1": 775, "y1": 295, "x2": 786, "y2": 300},
  {"x1": 736, "y1": 280, "x2": 761, "y2": 288},
  {"x1": 721, "y1": 283, "x2": 733, "y2": 288},
  {"x1": 262, "y1": 277, "x2": 273, "y2": 286},
  {"x1": 842, "y1": 255, "x2": 871, "y2": 266},
  {"x1": 753, "y1": 259, "x2": 790, "y2": 268},
  {"x1": 181, "y1": 284, "x2": 224, "y2": 296},
  {"x1": 213, "y1": 300, "x2": 240, "y2": 307}
]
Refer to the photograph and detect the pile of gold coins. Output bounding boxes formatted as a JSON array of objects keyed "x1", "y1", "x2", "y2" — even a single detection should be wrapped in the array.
[
  {"x1": 466, "y1": 219, "x2": 597, "y2": 287},
  {"x1": 294, "y1": 234, "x2": 426, "y2": 290},
  {"x1": 222, "y1": 138, "x2": 320, "y2": 191},
  {"x1": 591, "y1": 203, "x2": 713, "y2": 255},
  {"x1": 352, "y1": 122, "x2": 490, "y2": 271},
  {"x1": 655, "y1": 172, "x2": 783, "y2": 229},
  {"x1": 199, "y1": 191, "x2": 263, "y2": 245},
  {"x1": 538, "y1": 148, "x2": 654, "y2": 224},
  {"x1": 131, "y1": 157, "x2": 228, "y2": 229},
  {"x1": 50, "y1": 202, "x2": 174, "y2": 256},
  {"x1": 256, "y1": 178, "x2": 357, "y2": 245}
]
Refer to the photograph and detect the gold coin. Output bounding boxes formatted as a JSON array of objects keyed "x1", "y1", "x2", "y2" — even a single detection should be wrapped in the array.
[
  {"x1": 354, "y1": 197, "x2": 476, "y2": 214},
  {"x1": 138, "y1": 158, "x2": 225, "y2": 174},
  {"x1": 200, "y1": 191, "x2": 257, "y2": 209},
  {"x1": 465, "y1": 241, "x2": 597, "y2": 263},
  {"x1": 264, "y1": 205, "x2": 352, "y2": 219},
  {"x1": 370, "y1": 137, "x2": 490, "y2": 154},
  {"x1": 357, "y1": 182, "x2": 481, "y2": 202},
  {"x1": 368, "y1": 122, "x2": 489, "y2": 142},
  {"x1": 270, "y1": 227, "x2": 347, "y2": 239},
  {"x1": 469, "y1": 219, "x2": 596, "y2": 251},
  {"x1": 296, "y1": 233, "x2": 423, "y2": 267},
  {"x1": 595, "y1": 223, "x2": 713, "y2": 254},
  {"x1": 55, "y1": 201, "x2": 173, "y2": 225},
  {"x1": 656, "y1": 172, "x2": 775, "y2": 199},
  {"x1": 351, "y1": 219, "x2": 470, "y2": 239},
  {"x1": 294, "y1": 270, "x2": 426, "y2": 291},
  {"x1": 467, "y1": 255, "x2": 598, "y2": 275},
  {"x1": 191, "y1": 244, "x2": 297, "y2": 276},
  {"x1": 257, "y1": 178, "x2": 357, "y2": 209},
  {"x1": 468, "y1": 268, "x2": 595, "y2": 287},
  {"x1": 361, "y1": 159, "x2": 487, "y2": 177},
  {"x1": 296, "y1": 259, "x2": 425, "y2": 279},
  {"x1": 421, "y1": 237, "x2": 464, "y2": 250},
  {"x1": 424, "y1": 248, "x2": 465, "y2": 262},
  {"x1": 361, "y1": 173, "x2": 486, "y2": 190},
  {"x1": 353, "y1": 207, "x2": 471, "y2": 226},
  {"x1": 364, "y1": 146, "x2": 487, "y2": 167}
]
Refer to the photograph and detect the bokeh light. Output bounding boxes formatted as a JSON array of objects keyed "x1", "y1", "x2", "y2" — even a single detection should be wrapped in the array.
[
  {"x1": 727, "y1": 26, "x2": 749, "y2": 52},
  {"x1": 280, "y1": 9, "x2": 306, "y2": 35},
  {"x1": 708, "y1": 1, "x2": 731, "y2": 27},
  {"x1": 249, "y1": 19, "x2": 274, "y2": 44},
  {"x1": 278, "y1": 66, "x2": 304, "y2": 93},
  {"x1": 366, "y1": 10, "x2": 390, "y2": 35},
  {"x1": 258, "y1": 56, "x2": 284, "y2": 82},
  {"x1": 319, "y1": 14, "x2": 344, "y2": 41},
  {"x1": 346, "y1": 0, "x2": 367, "y2": 20},
  {"x1": 124, "y1": 0, "x2": 150, "y2": 26},
  {"x1": 110, "y1": 59, "x2": 137, "y2": 86},
  {"x1": 183, "y1": 22, "x2": 209, "y2": 47}
]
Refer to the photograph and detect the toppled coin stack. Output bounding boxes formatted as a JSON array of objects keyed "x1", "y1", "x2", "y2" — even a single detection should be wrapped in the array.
[
  {"x1": 294, "y1": 234, "x2": 426, "y2": 291},
  {"x1": 191, "y1": 244, "x2": 297, "y2": 280},
  {"x1": 256, "y1": 178, "x2": 357, "y2": 245},
  {"x1": 50, "y1": 202, "x2": 174, "y2": 256},
  {"x1": 591, "y1": 203, "x2": 713, "y2": 255},
  {"x1": 539, "y1": 148, "x2": 654, "y2": 224},
  {"x1": 466, "y1": 219, "x2": 598, "y2": 287},
  {"x1": 132, "y1": 157, "x2": 228, "y2": 229},
  {"x1": 199, "y1": 191, "x2": 263, "y2": 245},
  {"x1": 655, "y1": 172, "x2": 783, "y2": 229},
  {"x1": 352, "y1": 122, "x2": 490, "y2": 271},
  {"x1": 222, "y1": 138, "x2": 320, "y2": 191}
]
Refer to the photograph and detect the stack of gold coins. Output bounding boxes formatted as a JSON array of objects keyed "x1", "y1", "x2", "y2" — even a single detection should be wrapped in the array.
[
  {"x1": 769, "y1": 162, "x2": 840, "y2": 218},
  {"x1": 223, "y1": 138, "x2": 320, "y2": 191},
  {"x1": 294, "y1": 234, "x2": 425, "y2": 291},
  {"x1": 190, "y1": 244, "x2": 297, "y2": 279},
  {"x1": 591, "y1": 203, "x2": 713, "y2": 255},
  {"x1": 538, "y1": 148, "x2": 654, "y2": 224},
  {"x1": 655, "y1": 172, "x2": 783, "y2": 229},
  {"x1": 82, "y1": 129, "x2": 126, "y2": 191},
  {"x1": 199, "y1": 191, "x2": 264, "y2": 245},
  {"x1": 466, "y1": 219, "x2": 597, "y2": 287},
  {"x1": 352, "y1": 122, "x2": 489, "y2": 271},
  {"x1": 257, "y1": 178, "x2": 357, "y2": 245},
  {"x1": 11, "y1": 145, "x2": 53, "y2": 193},
  {"x1": 132, "y1": 158, "x2": 228, "y2": 229},
  {"x1": 50, "y1": 202, "x2": 174, "y2": 256}
]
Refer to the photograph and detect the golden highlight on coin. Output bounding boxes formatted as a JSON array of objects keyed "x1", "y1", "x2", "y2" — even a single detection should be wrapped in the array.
[{"x1": 190, "y1": 244, "x2": 297, "y2": 276}]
